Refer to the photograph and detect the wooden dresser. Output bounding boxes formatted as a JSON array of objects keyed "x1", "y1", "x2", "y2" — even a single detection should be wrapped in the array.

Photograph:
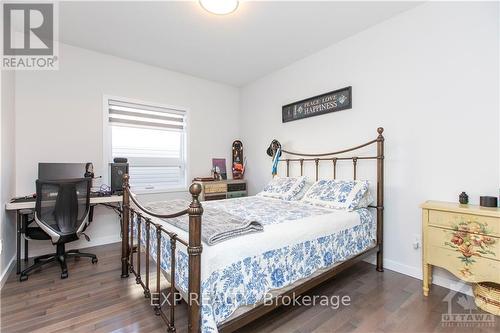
[
  {"x1": 421, "y1": 201, "x2": 500, "y2": 296},
  {"x1": 193, "y1": 179, "x2": 247, "y2": 201}
]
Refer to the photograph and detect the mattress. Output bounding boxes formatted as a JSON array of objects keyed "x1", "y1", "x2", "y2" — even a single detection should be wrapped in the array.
[{"x1": 133, "y1": 196, "x2": 376, "y2": 333}]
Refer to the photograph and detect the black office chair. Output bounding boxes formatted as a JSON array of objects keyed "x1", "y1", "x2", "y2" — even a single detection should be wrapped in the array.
[{"x1": 20, "y1": 178, "x2": 98, "y2": 281}]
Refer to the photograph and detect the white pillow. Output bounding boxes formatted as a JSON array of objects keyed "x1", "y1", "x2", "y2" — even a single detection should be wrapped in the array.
[
  {"x1": 301, "y1": 179, "x2": 370, "y2": 211},
  {"x1": 257, "y1": 176, "x2": 307, "y2": 201},
  {"x1": 357, "y1": 190, "x2": 374, "y2": 209},
  {"x1": 289, "y1": 179, "x2": 314, "y2": 201}
]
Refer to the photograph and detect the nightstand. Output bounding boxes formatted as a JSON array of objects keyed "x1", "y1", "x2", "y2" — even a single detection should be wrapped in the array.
[
  {"x1": 194, "y1": 179, "x2": 247, "y2": 201},
  {"x1": 421, "y1": 201, "x2": 500, "y2": 297}
]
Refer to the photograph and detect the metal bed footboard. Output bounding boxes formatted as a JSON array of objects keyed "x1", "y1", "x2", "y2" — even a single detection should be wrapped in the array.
[{"x1": 121, "y1": 177, "x2": 203, "y2": 333}]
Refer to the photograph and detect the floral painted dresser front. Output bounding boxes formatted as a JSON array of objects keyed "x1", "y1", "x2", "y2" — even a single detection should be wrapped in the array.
[{"x1": 421, "y1": 201, "x2": 500, "y2": 296}]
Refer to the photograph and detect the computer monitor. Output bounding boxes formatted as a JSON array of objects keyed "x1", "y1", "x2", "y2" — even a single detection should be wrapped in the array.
[{"x1": 38, "y1": 163, "x2": 87, "y2": 180}]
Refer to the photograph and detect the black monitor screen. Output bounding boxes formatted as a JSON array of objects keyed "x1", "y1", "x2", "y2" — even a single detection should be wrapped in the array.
[{"x1": 38, "y1": 163, "x2": 87, "y2": 180}]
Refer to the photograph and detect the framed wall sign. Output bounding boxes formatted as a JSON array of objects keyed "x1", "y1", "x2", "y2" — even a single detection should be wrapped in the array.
[{"x1": 282, "y1": 86, "x2": 352, "y2": 123}]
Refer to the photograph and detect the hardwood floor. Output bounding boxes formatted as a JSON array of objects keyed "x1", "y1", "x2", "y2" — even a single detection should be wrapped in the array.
[{"x1": 1, "y1": 242, "x2": 497, "y2": 333}]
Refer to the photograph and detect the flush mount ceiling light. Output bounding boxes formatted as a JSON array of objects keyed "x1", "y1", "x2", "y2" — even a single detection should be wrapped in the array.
[{"x1": 200, "y1": 0, "x2": 239, "y2": 15}]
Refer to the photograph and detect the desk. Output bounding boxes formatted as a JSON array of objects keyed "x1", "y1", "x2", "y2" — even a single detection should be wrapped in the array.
[
  {"x1": 5, "y1": 195, "x2": 123, "y2": 210},
  {"x1": 5, "y1": 195, "x2": 122, "y2": 274}
]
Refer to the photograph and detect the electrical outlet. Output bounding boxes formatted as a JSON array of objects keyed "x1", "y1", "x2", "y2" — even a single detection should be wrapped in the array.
[{"x1": 412, "y1": 234, "x2": 421, "y2": 250}]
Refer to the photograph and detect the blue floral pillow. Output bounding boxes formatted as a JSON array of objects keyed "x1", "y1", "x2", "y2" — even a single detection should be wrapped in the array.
[
  {"x1": 257, "y1": 176, "x2": 307, "y2": 201},
  {"x1": 301, "y1": 179, "x2": 370, "y2": 211}
]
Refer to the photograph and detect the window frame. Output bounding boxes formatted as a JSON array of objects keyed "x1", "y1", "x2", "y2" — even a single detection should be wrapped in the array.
[{"x1": 102, "y1": 95, "x2": 189, "y2": 194}]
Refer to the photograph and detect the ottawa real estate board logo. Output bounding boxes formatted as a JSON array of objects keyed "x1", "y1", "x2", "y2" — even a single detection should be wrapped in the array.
[{"x1": 2, "y1": 2, "x2": 58, "y2": 70}]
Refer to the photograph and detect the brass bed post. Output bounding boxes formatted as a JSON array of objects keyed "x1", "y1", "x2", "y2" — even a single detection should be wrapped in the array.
[
  {"x1": 332, "y1": 158, "x2": 337, "y2": 179},
  {"x1": 136, "y1": 215, "x2": 142, "y2": 285},
  {"x1": 376, "y1": 127, "x2": 385, "y2": 272},
  {"x1": 129, "y1": 211, "x2": 134, "y2": 273},
  {"x1": 154, "y1": 224, "x2": 162, "y2": 316},
  {"x1": 187, "y1": 183, "x2": 203, "y2": 333},
  {"x1": 352, "y1": 157, "x2": 358, "y2": 180},
  {"x1": 121, "y1": 174, "x2": 130, "y2": 278},
  {"x1": 169, "y1": 236, "x2": 177, "y2": 332},
  {"x1": 315, "y1": 158, "x2": 319, "y2": 181},
  {"x1": 145, "y1": 221, "x2": 151, "y2": 298}
]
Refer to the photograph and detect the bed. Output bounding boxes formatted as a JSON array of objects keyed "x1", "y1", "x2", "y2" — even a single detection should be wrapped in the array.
[{"x1": 120, "y1": 127, "x2": 385, "y2": 333}]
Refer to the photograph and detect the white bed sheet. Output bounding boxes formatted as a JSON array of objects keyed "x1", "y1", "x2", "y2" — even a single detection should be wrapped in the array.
[{"x1": 148, "y1": 196, "x2": 372, "y2": 280}]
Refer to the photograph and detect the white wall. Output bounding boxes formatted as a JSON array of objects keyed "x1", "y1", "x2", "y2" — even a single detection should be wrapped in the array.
[
  {"x1": 239, "y1": 2, "x2": 499, "y2": 286},
  {"x1": 6, "y1": 2, "x2": 499, "y2": 288},
  {"x1": 14, "y1": 42, "x2": 239, "y2": 256},
  {"x1": 1, "y1": 70, "x2": 17, "y2": 286}
]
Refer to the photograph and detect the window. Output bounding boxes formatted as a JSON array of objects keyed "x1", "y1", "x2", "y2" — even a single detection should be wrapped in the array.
[{"x1": 106, "y1": 98, "x2": 187, "y2": 192}]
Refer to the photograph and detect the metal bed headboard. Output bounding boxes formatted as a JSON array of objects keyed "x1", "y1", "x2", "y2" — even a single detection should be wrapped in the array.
[{"x1": 271, "y1": 127, "x2": 385, "y2": 272}]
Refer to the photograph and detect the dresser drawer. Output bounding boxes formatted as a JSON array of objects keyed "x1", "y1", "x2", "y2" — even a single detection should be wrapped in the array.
[
  {"x1": 427, "y1": 226, "x2": 499, "y2": 262},
  {"x1": 204, "y1": 183, "x2": 227, "y2": 194},
  {"x1": 227, "y1": 191, "x2": 246, "y2": 199},
  {"x1": 427, "y1": 245, "x2": 500, "y2": 283},
  {"x1": 204, "y1": 193, "x2": 227, "y2": 201},
  {"x1": 227, "y1": 182, "x2": 246, "y2": 192},
  {"x1": 427, "y1": 225, "x2": 500, "y2": 283},
  {"x1": 428, "y1": 210, "x2": 500, "y2": 238}
]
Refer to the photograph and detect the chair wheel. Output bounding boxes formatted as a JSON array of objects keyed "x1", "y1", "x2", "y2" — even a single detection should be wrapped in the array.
[
  {"x1": 19, "y1": 274, "x2": 28, "y2": 282},
  {"x1": 92, "y1": 257, "x2": 98, "y2": 264},
  {"x1": 61, "y1": 271, "x2": 68, "y2": 279}
]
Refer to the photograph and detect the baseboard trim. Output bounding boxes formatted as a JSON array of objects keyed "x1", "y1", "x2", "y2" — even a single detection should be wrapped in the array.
[
  {"x1": 382, "y1": 258, "x2": 421, "y2": 279},
  {"x1": 381, "y1": 258, "x2": 473, "y2": 296},
  {"x1": 0, "y1": 235, "x2": 121, "y2": 289},
  {"x1": 26, "y1": 234, "x2": 122, "y2": 258},
  {"x1": 4, "y1": 239, "x2": 473, "y2": 297},
  {"x1": 0, "y1": 255, "x2": 16, "y2": 289}
]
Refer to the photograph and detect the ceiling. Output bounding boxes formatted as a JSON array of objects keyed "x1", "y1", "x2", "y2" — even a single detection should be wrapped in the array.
[{"x1": 59, "y1": 1, "x2": 421, "y2": 86}]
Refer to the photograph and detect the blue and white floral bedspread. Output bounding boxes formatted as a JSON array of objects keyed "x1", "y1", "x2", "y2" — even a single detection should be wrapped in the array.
[{"x1": 134, "y1": 199, "x2": 375, "y2": 333}]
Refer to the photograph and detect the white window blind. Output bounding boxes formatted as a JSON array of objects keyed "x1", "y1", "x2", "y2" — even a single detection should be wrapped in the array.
[{"x1": 108, "y1": 99, "x2": 187, "y2": 192}]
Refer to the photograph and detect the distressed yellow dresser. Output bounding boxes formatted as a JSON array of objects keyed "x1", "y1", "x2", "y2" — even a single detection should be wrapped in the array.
[
  {"x1": 193, "y1": 179, "x2": 247, "y2": 201},
  {"x1": 421, "y1": 201, "x2": 500, "y2": 297}
]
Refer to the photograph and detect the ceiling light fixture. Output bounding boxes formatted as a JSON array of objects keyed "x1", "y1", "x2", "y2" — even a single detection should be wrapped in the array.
[{"x1": 199, "y1": 0, "x2": 239, "y2": 15}]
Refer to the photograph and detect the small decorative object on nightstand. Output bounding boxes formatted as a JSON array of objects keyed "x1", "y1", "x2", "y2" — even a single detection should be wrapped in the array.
[
  {"x1": 459, "y1": 191, "x2": 469, "y2": 204},
  {"x1": 232, "y1": 140, "x2": 245, "y2": 180},
  {"x1": 212, "y1": 158, "x2": 227, "y2": 180},
  {"x1": 421, "y1": 201, "x2": 500, "y2": 315},
  {"x1": 211, "y1": 167, "x2": 221, "y2": 180},
  {"x1": 194, "y1": 179, "x2": 247, "y2": 201},
  {"x1": 480, "y1": 196, "x2": 498, "y2": 208}
]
